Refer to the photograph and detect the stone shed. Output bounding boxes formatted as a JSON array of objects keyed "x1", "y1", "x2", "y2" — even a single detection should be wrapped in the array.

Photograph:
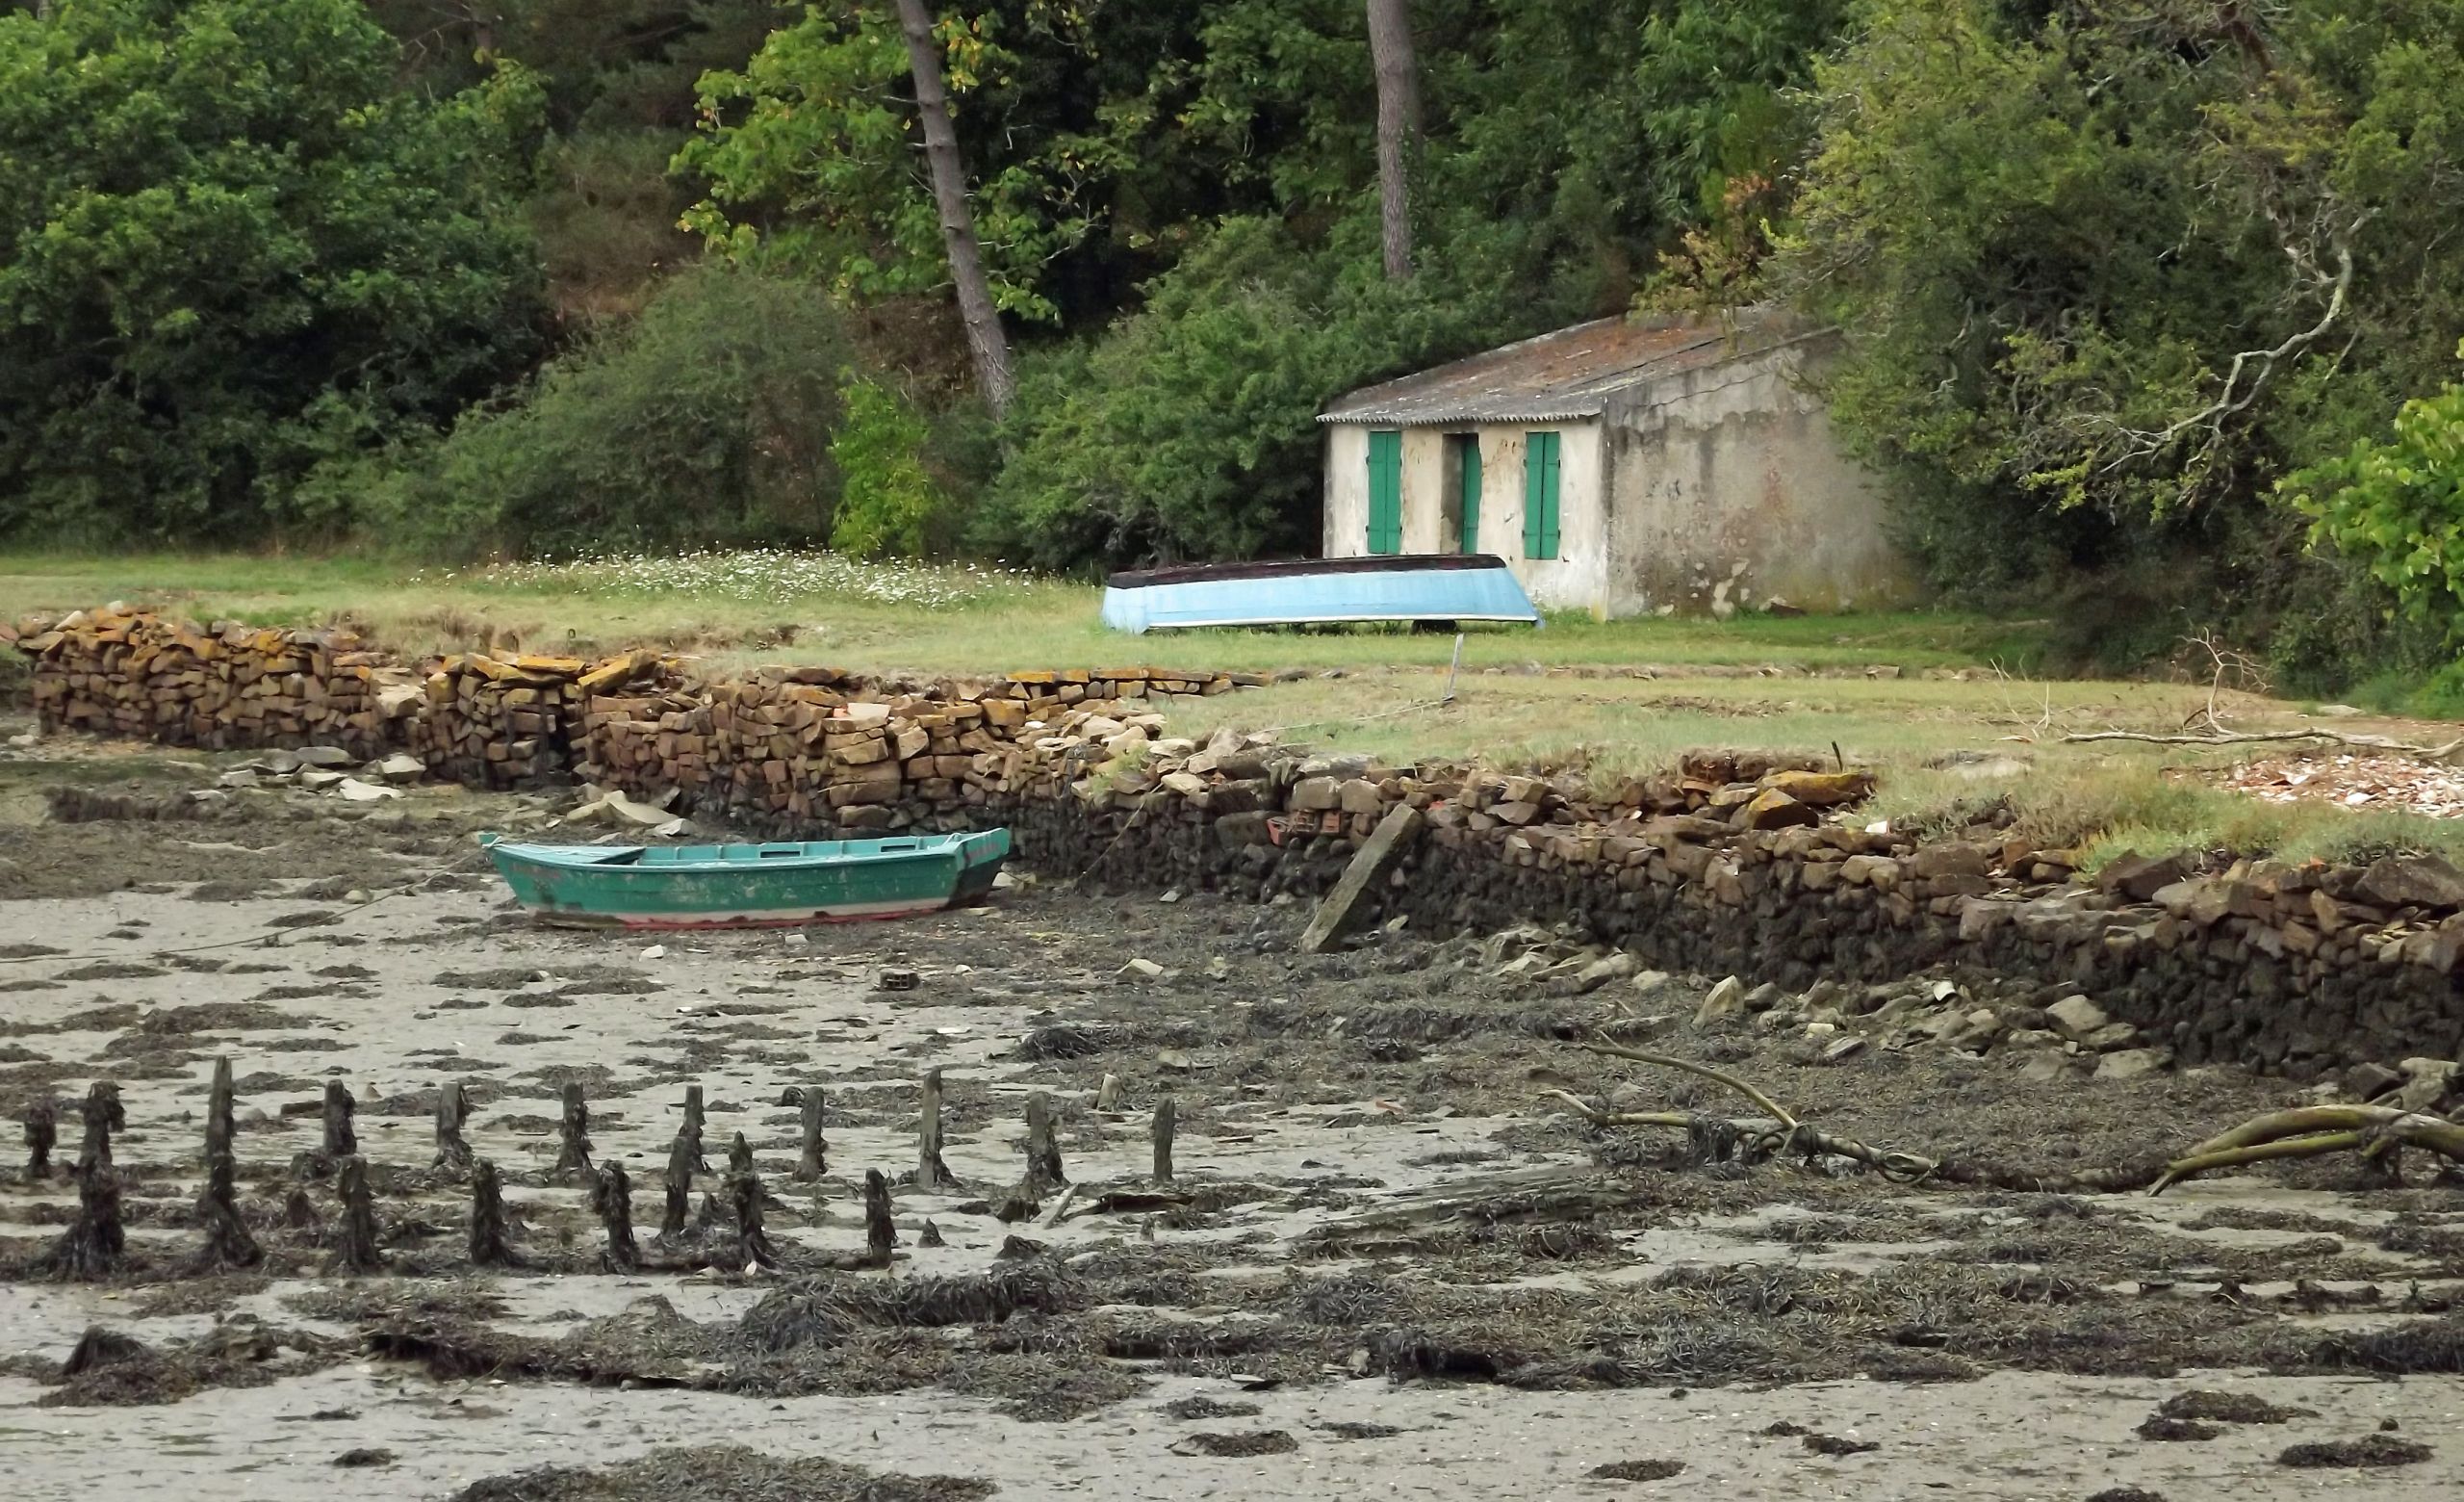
[{"x1": 1316, "y1": 309, "x2": 1912, "y2": 616}]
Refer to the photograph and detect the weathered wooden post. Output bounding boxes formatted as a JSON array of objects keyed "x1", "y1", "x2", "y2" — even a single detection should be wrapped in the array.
[
  {"x1": 469, "y1": 1158, "x2": 519, "y2": 1267},
  {"x1": 77, "y1": 1081, "x2": 122, "y2": 1176},
  {"x1": 726, "y1": 1130, "x2": 754, "y2": 1178},
  {"x1": 794, "y1": 1086, "x2": 827, "y2": 1182},
  {"x1": 1095, "y1": 1074, "x2": 1122, "y2": 1112},
  {"x1": 863, "y1": 1168, "x2": 895, "y2": 1269},
  {"x1": 43, "y1": 1161, "x2": 126, "y2": 1280},
  {"x1": 196, "y1": 1151, "x2": 261, "y2": 1270},
  {"x1": 660, "y1": 1132, "x2": 693, "y2": 1239},
  {"x1": 916, "y1": 1068, "x2": 951, "y2": 1190},
  {"x1": 1023, "y1": 1092, "x2": 1066, "y2": 1191},
  {"x1": 552, "y1": 1082, "x2": 593, "y2": 1181},
  {"x1": 730, "y1": 1156, "x2": 777, "y2": 1269},
  {"x1": 329, "y1": 1156, "x2": 383, "y2": 1274},
  {"x1": 593, "y1": 1162, "x2": 639, "y2": 1272},
  {"x1": 434, "y1": 1081, "x2": 474, "y2": 1177},
  {"x1": 23, "y1": 1100, "x2": 57, "y2": 1182},
  {"x1": 679, "y1": 1084, "x2": 707, "y2": 1173},
  {"x1": 204, "y1": 1057, "x2": 236, "y2": 1164},
  {"x1": 321, "y1": 1080, "x2": 357, "y2": 1160},
  {"x1": 1152, "y1": 1096, "x2": 1175, "y2": 1184},
  {"x1": 282, "y1": 1184, "x2": 321, "y2": 1232}
]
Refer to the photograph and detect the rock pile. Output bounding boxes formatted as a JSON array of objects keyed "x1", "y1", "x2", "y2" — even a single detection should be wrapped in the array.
[
  {"x1": 417, "y1": 649, "x2": 661, "y2": 787},
  {"x1": 15, "y1": 607, "x2": 419, "y2": 760}
]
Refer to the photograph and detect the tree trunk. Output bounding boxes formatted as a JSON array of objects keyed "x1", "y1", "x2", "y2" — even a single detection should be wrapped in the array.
[
  {"x1": 1366, "y1": 0, "x2": 1421, "y2": 281},
  {"x1": 890, "y1": 0, "x2": 1016, "y2": 415}
]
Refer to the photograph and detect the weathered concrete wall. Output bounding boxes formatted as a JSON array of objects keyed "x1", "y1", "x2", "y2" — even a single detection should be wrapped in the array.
[
  {"x1": 1322, "y1": 421, "x2": 1606, "y2": 613},
  {"x1": 1322, "y1": 424, "x2": 1370, "y2": 559},
  {"x1": 1396, "y1": 427, "x2": 1451, "y2": 554},
  {"x1": 1602, "y1": 335, "x2": 1912, "y2": 615},
  {"x1": 1476, "y1": 422, "x2": 1604, "y2": 613}
]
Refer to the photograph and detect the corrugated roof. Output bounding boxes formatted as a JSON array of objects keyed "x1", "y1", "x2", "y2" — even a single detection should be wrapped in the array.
[{"x1": 1318, "y1": 308, "x2": 1801, "y2": 426}]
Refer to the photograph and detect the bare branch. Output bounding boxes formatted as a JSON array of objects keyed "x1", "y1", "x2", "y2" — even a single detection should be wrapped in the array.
[
  {"x1": 2094, "y1": 216, "x2": 2365, "y2": 475},
  {"x1": 2060, "y1": 726, "x2": 2464, "y2": 761}
]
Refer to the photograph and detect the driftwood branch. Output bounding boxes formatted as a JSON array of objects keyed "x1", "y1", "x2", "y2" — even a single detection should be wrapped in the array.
[
  {"x1": 1578, "y1": 1044, "x2": 1799, "y2": 1128},
  {"x1": 1561, "y1": 1048, "x2": 2464, "y2": 1197},
  {"x1": 2153, "y1": 1105, "x2": 2464, "y2": 1194},
  {"x1": 2061, "y1": 726, "x2": 2464, "y2": 760}
]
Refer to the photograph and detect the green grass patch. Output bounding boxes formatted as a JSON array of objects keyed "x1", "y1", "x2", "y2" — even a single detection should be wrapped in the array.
[
  {"x1": 10, "y1": 548, "x2": 2462, "y2": 868},
  {"x1": 2, "y1": 549, "x2": 2040, "y2": 675}
]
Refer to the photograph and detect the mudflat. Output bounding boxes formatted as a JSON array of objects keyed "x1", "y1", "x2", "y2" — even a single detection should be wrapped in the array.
[{"x1": 2, "y1": 717, "x2": 2459, "y2": 1500}]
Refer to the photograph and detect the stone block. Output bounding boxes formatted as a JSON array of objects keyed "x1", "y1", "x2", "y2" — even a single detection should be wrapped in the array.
[{"x1": 1289, "y1": 775, "x2": 1342, "y2": 812}]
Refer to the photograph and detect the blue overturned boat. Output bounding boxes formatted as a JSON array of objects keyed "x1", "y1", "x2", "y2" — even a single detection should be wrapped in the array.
[{"x1": 1100, "y1": 554, "x2": 1542, "y2": 634}]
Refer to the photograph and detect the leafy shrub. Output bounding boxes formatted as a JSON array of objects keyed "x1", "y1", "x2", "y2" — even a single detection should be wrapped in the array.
[
  {"x1": 2284, "y1": 345, "x2": 2464, "y2": 644},
  {"x1": 357, "y1": 264, "x2": 853, "y2": 559},
  {"x1": 829, "y1": 376, "x2": 944, "y2": 559}
]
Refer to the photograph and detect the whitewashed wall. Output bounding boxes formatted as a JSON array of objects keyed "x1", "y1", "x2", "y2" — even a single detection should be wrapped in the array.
[{"x1": 1322, "y1": 419, "x2": 1606, "y2": 614}]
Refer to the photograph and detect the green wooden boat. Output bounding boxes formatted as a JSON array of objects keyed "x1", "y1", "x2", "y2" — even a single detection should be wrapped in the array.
[{"x1": 477, "y1": 829, "x2": 1013, "y2": 930}]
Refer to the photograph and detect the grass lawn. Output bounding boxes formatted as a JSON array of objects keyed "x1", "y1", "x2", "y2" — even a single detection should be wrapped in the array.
[
  {"x1": 0, "y1": 549, "x2": 2045, "y2": 673},
  {"x1": 7, "y1": 549, "x2": 2460, "y2": 868}
]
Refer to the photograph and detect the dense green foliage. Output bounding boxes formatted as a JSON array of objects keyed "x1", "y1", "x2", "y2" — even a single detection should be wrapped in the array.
[
  {"x1": 2286, "y1": 345, "x2": 2464, "y2": 638},
  {"x1": 1785, "y1": 0, "x2": 2464, "y2": 661},
  {"x1": 670, "y1": 0, "x2": 1843, "y2": 568},
  {"x1": 14, "y1": 0, "x2": 2464, "y2": 698},
  {"x1": 831, "y1": 376, "x2": 946, "y2": 558},
  {"x1": 0, "y1": 0, "x2": 545, "y2": 543},
  {"x1": 348, "y1": 266, "x2": 852, "y2": 559}
]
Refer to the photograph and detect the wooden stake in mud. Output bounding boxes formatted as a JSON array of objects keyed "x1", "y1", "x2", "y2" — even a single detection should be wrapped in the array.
[
  {"x1": 1023, "y1": 1092, "x2": 1066, "y2": 1191},
  {"x1": 730, "y1": 1156, "x2": 777, "y2": 1269},
  {"x1": 1095, "y1": 1074, "x2": 1122, "y2": 1112},
  {"x1": 916, "y1": 1068, "x2": 952, "y2": 1190},
  {"x1": 660, "y1": 1132, "x2": 693, "y2": 1239},
  {"x1": 204, "y1": 1056, "x2": 236, "y2": 1165},
  {"x1": 552, "y1": 1082, "x2": 593, "y2": 1182},
  {"x1": 863, "y1": 1168, "x2": 895, "y2": 1268},
  {"x1": 592, "y1": 1162, "x2": 639, "y2": 1273},
  {"x1": 794, "y1": 1086, "x2": 827, "y2": 1182},
  {"x1": 680, "y1": 1084, "x2": 707, "y2": 1173},
  {"x1": 76, "y1": 1081, "x2": 123, "y2": 1176},
  {"x1": 1151, "y1": 1096, "x2": 1175, "y2": 1184},
  {"x1": 282, "y1": 1184, "x2": 321, "y2": 1233},
  {"x1": 321, "y1": 1081, "x2": 357, "y2": 1160},
  {"x1": 468, "y1": 1158, "x2": 521, "y2": 1268},
  {"x1": 434, "y1": 1081, "x2": 474, "y2": 1178},
  {"x1": 23, "y1": 1100, "x2": 57, "y2": 1182},
  {"x1": 727, "y1": 1130, "x2": 755, "y2": 1178},
  {"x1": 41, "y1": 1161, "x2": 126, "y2": 1280},
  {"x1": 194, "y1": 1151, "x2": 261, "y2": 1270},
  {"x1": 329, "y1": 1156, "x2": 384, "y2": 1274}
]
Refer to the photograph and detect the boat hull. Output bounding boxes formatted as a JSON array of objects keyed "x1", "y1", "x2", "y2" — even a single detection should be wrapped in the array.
[
  {"x1": 1100, "y1": 554, "x2": 1541, "y2": 634},
  {"x1": 478, "y1": 830, "x2": 1011, "y2": 929}
]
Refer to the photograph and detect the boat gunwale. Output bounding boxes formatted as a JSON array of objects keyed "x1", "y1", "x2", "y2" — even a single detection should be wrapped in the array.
[
  {"x1": 479, "y1": 830, "x2": 1008, "y2": 877},
  {"x1": 1104, "y1": 553, "x2": 1515, "y2": 589}
]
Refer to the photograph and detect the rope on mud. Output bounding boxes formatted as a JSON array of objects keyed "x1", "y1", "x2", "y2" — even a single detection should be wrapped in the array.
[{"x1": 0, "y1": 850, "x2": 494, "y2": 969}]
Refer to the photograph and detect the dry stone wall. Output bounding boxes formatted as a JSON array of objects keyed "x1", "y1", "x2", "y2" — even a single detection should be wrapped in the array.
[{"x1": 14, "y1": 607, "x2": 2464, "y2": 1081}]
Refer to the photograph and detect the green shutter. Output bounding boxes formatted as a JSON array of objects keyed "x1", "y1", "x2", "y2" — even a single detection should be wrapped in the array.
[
  {"x1": 1366, "y1": 430, "x2": 1402, "y2": 555},
  {"x1": 1538, "y1": 432, "x2": 1561, "y2": 558},
  {"x1": 1458, "y1": 439, "x2": 1481, "y2": 554},
  {"x1": 1522, "y1": 431, "x2": 1560, "y2": 559}
]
